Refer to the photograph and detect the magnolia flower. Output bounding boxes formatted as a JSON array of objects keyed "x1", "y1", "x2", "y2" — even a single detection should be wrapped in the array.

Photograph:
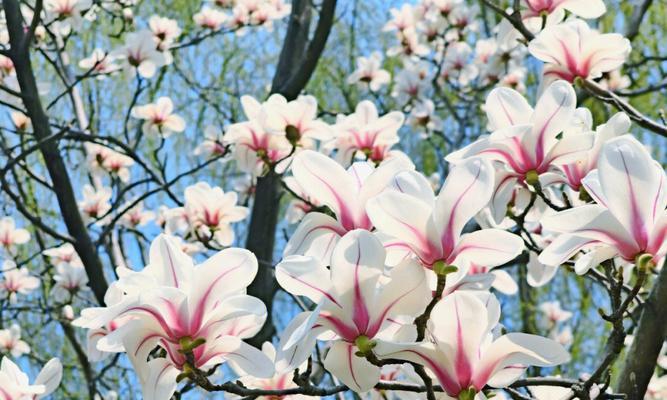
[
  {"x1": 78, "y1": 49, "x2": 120, "y2": 77},
  {"x1": 539, "y1": 135, "x2": 667, "y2": 273},
  {"x1": 119, "y1": 201, "x2": 155, "y2": 229},
  {"x1": 277, "y1": 230, "x2": 430, "y2": 392},
  {"x1": 447, "y1": 80, "x2": 594, "y2": 223},
  {"x1": 193, "y1": 6, "x2": 228, "y2": 30},
  {"x1": 85, "y1": 143, "x2": 134, "y2": 182},
  {"x1": 78, "y1": 184, "x2": 112, "y2": 223},
  {"x1": 261, "y1": 94, "x2": 332, "y2": 146},
  {"x1": 376, "y1": 291, "x2": 570, "y2": 399},
  {"x1": 539, "y1": 301, "x2": 572, "y2": 325},
  {"x1": 111, "y1": 30, "x2": 167, "y2": 78},
  {"x1": 131, "y1": 97, "x2": 186, "y2": 137},
  {"x1": 0, "y1": 217, "x2": 30, "y2": 251},
  {"x1": 555, "y1": 112, "x2": 630, "y2": 191},
  {"x1": 43, "y1": 243, "x2": 83, "y2": 268},
  {"x1": 0, "y1": 324, "x2": 30, "y2": 358},
  {"x1": 148, "y1": 16, "x2": 180, "y2": 50},
  {"x1": 528, "y1": 19, "x2": 631, "y2": 85},
  {"x1": 387, "y1": 28, "x2": 429, "y2": 58},
  {"x1": 383, "y1": 4, "x2": 418, "y2": 33},
  {"x1": 283, "y1": 150, "x2": 413, "y2": 262},
  {"x1": 233, "y1": 342, "x2": 318, "y2": 400},
  {"x1": 0, "y1": 357, "x2": 62, "y2": 399},
  {"x1": 45, "y1": 0, "x2": 93, "y2": 33},
  {"x1": 367, "y1": 157, "x2": 524, "y2": 286},
  {"x1": 10, "y1": 112, "x2": 30, "y2": 131},
  {"x1": 183, "y1": 182, "x2": 248, "y2": 246},
  {"x1": 392, "y1": 61, "x2": 431, "y2": 104},
  {"x1": 52, "y1": 263, "x2": 90, "y2": 302},
  {"x1": 329, "y1": 101, "x2": 404, "y2": 166},
  {"x1": 497, "y1": 0, "x2": 606, "y2": 48},
  {"x1": 440, "y1": 42, "x2": 478, "y2": 86},
  {"x1": 74, "y1": 235, "x2": 273, "y2": 400},
  {"x1": 408, "y1": 99, "x2": 441, "y2": 133},
  {"x1": 522, "y1": 0, "x2": 606, "y2": 20},
  {"x1": 224, "y1": 95, "x2": 292, "y2": 173},
  {"x1": 347, "y1": 52, "x2": 391, "y2": 91},
  {"x1": 0, "y1": 261, "x2": 40, "y2": 303},
  {"x1": 194, "y1": 125, "x2": 227, "y2": 158}
]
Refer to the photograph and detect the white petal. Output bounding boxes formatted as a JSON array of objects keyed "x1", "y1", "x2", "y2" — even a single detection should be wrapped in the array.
[{"x1": 323, "y1": 341, "x2": 381, "y2": 392}]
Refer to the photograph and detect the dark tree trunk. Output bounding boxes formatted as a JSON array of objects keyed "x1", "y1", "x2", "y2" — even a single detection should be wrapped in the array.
[{"x1": 616, "y1": 266, "x2": 667, "y2": 399}]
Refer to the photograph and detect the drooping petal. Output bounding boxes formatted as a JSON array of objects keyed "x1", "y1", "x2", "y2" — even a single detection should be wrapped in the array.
[
  {"x1": 450, "y1": 229, "x2": 524, "y2": 268},
  {"x1": 276, "y1": 255, "x2": 337, "y2": 305},
  {"x1": 474, "y1": 333, "x2": 570, "y2": 389},
  {"x1": 277, "y1": 311, "x2": 325, "y2": 371},
  {"x1": 208, "y1": 336, "x2": 274, "y2": 378},
  {"x1": 573, "y1": 245, "x2": 618, "y2": 274},
  {"x1": 34, "y1": 358, "x2": 63, "y2": 398},
  {"x1": 140, "y1": 358, "x2": 180, "y2": 400},
  {"x1": 324, "y1": 341, "x2": 381, "y2": 393},
  {"x1": 526, "y1": 254, "x2": 559, "y2": 287},
  {"x1": 538, "y1": 234, "x2": 596, "y2": 267},
  {"x1": 490, "y1": 270, "x2": 519, "y2": 295},
  {"x1": 540, "y1": 205, "x2": 637, "y2": 257}
]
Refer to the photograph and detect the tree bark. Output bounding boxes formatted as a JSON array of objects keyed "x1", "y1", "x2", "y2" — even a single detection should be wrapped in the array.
[
  {"x1": 3, "y1": 0, "x2": 109, "y2": 304},
  {"x1": 616, "y1": 266, "x2": 667, "y2": 399},
  {"x1": 245, "y1": 0, "x2": 337, "y2": 347}
]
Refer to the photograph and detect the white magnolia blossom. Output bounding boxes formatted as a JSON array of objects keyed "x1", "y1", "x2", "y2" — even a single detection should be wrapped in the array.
[
  {"x1": 78, "y1": 184, "x2": 112, "y2": 224},
  {"x1": 52, "y1": 262, "x2": 91, "y2": 302},
  {"x1": 85, "y1": 142, "x2": 134, "y2": 182},
  {"x1": 79, "y1": 49, "x2": 120, "y2": 77},
  {"x1": 148, "y1": 15, "x2": 181, "y2": 50},
  {"x1": 529, "y1": 19, "x2": 631, "y2": 86},
  {"x1": 0, "y1": 324, "x2": 30, "y2": 358},
  {"x1": 0, "y1": 357, "x2": 62, "y2": 400},
  {"x1": 0, "y1": 217, "x2": 30, "y2": 252},
  {"x1": 110, "y1": 30, "x2": 167, "y2": 78},
  {"x1": 327, "y1": 100, "x2": 404, "y2": 166},
  {"x1": 181, "y1": 182, "x2": 249, "y2": 247},
  {"x1": 119, "y1": 201, "x2": 155, "y2": 229},
  {"x1": 0, "y1": 261, "x2": 40, "y2": 303},
  {"x1": 74, "y1": 235, "x2": 274, "y2": 400},
  {"x1": 43, "y1": 243, "x2": 83, "y2": 268},
  {"x1": 347, "y1": 52, "x2": 391, "y2": 92},
  {"x1": 131, "y1": 97, "x2": 186, "y2": 137}
]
